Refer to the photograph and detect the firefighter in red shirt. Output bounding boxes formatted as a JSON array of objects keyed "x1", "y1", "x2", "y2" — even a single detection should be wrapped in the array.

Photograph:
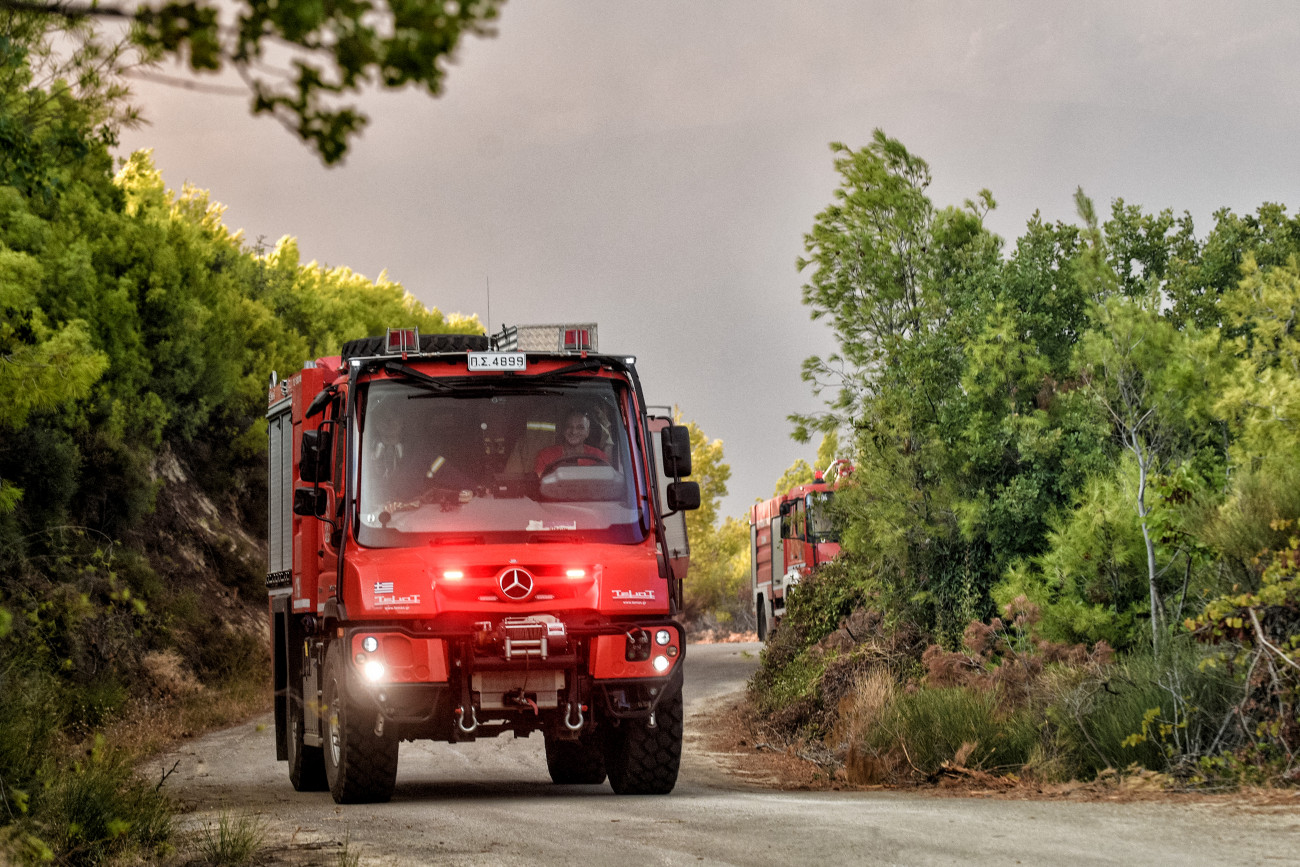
[{"x1": 535, "y1": 410, "x2": 607, "y2": 475}]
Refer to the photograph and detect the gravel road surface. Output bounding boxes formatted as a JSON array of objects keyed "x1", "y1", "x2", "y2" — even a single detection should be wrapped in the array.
[{"x1": 151, "y1": 642, "x2": 1300, "y2": 866}]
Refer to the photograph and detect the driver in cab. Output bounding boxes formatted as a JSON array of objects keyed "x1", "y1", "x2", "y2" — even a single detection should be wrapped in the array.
[
  {"x1": 535, "y1": 410, "x2": 607, "y2": 476},
  {"x1": 368, "y1": 408, "x2": 477, "y2": 511}
]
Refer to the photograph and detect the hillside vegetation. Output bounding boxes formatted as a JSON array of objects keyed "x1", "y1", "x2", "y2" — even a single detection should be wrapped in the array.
[
  {"x1": 0, "y1": 16, "x2": 480, "y2": 863},
  {"x1": 740, "y1": 132, "x2": 1300, "y2": 789}
]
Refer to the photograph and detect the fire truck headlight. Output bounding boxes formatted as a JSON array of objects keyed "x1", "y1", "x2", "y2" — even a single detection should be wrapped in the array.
[
  {"x1": 652, "y1": 655, "x2": 670, "y2": 673},
  {"x1": 655, "y1": 629, "x2": 671, "y2": 646},
  {"x1": 363, "y1": 660, "x2": 386, "y2": 682},
  {"x1": 362, "y1": 636, "x2": 379, "y2": 653}
]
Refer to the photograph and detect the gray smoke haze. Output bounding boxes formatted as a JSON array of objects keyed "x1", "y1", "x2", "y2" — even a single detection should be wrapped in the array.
[{"x1": 117, "y1": 1, "x2": 1300, "y2": 517}]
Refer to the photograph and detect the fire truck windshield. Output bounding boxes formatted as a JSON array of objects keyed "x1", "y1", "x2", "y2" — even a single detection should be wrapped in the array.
[
  {"x1": 354, "y1": 378, "x2": 647, "y2": 547},
  {"x1": 808, "y1": 491, "x2": 838, "y2": 543}
]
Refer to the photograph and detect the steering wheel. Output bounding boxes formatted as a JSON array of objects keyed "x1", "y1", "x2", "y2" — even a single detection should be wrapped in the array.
[{"x1": 539, "y1": 453, "x2": 612, "y2": 477}]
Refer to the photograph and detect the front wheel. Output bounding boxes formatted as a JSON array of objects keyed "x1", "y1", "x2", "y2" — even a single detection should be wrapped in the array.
[
  {"x1": 756, "y1": 598, "x2": 768, "y2": 642},
  {"x1": 602, "y1": 686, "x2": 683, "y2": 795},
  {"x1": 322, "y1": 642, "x2": 398, "y2": 804}
]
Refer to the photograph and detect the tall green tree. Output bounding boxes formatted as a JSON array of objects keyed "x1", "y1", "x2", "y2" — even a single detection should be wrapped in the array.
[{"x1": 679, "y1": 417, "x2": 748, "y2": 624}]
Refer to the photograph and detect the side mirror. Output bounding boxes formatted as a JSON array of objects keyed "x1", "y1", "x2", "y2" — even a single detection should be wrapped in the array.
[
  {"x1": 293, "y1": 487, "x2": 327, "y2": 518},
  {"x1": 300, "y1": 428, "x2": 332, "y2": 483},
  {"x1": 305, "y1": 387, "x2": 334, "y2": 419},
  {"x1": 661, "y1": 425, "x2": 692, "y2": 478},
  {"x1": 666, "y1": 481, "x2": 700, "y2": 512}
]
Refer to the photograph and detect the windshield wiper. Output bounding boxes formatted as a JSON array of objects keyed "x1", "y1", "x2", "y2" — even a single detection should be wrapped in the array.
[{"x1": 381, "y1": 361, "x2": 453, "y2": 393}]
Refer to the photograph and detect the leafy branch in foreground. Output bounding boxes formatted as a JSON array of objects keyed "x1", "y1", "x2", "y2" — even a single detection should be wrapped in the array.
[{"x1": 0, "y1": 0, "x2": 506, "y2": 164}]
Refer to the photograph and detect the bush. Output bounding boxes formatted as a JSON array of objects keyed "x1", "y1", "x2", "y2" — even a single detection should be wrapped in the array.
[
  {"x1": 861, "y1": 686, "x2": 1040, "y2": 779},
  {"x1": 21, "y1": 736, "x2": 173, "y2": 866},
  {"x1": 782, "y1": 554, "x2": 879, "y2": 644},
  {"x1": 194, "y1": 811, "x2": 267, "y2": 866},
  {"x1": 750, "y1": 633, "x2": 833, "y2": 723},
  {"x1": 0, "y1": 670, "x2": 62, "y2": 821},
  {"x1": 1043, "y1": 639, "x2": 1243, "y2": 782}
]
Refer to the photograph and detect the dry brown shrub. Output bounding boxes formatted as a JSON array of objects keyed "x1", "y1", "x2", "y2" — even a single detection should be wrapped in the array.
[
  {"x1": 142, "y1": 649, "x2": 204, "y2": 698},
  {"x1": 921, "y1": 601, "x2": 1113, "y2": 711},
  {"x1": 833, "y1": 668, "x2": 903, "y2": 784},
  {"x1": 922, "y1": 644, "x2": 981, "y2": 688}
]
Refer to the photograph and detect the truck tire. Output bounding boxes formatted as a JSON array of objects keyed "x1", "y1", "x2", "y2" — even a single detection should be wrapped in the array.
[
  {"x1": 602, "y1": 685, "x2": 683, "y2": 795},
  {"x1": 756, "y1": 598, "x2": 768, "y2": 642},
  {"x1": 544, "y1": 731, "x2": 607, "y2": 785},
  {"x1": 287, "y1": 688, "x2": 327, "y2": 791},
  {"x1": 322, "y1": 643, "x2": 398, "y2": 803}
]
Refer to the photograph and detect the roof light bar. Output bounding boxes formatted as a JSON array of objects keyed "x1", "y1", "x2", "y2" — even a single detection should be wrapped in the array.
[
  {"x1": 386, "y1": 327, "x2": 420, "y2": 355},
  {"x1": 563, "y1": 328, "x2": 592, "y2": 351}
]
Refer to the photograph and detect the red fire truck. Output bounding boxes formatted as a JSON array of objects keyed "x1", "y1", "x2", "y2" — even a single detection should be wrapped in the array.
[
  {"x1": 749, "y1": 462, "x2": 848, "y2": 640},
  {"x1": 266, "y1": 325, "x2": 699, "y2": 803}
]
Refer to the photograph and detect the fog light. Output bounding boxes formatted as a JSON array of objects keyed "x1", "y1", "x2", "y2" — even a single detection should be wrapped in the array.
[
  {"x1": 652, "y1": 655, "x2": 670, "y2": 673},
  {"x1": 362, "y1": 636, "x2": 378, "y2": 652},
  {"x1": 655, "y1": 629, "x2": 671, "y2": 646},
  {"x1": 363, "y1": 660, "x2": 385, "y2": 681}
]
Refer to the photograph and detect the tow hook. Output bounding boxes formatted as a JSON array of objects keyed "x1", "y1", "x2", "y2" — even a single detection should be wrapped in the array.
[
  {"x1": 374, "y1": 714, "x2": 385, "y2": 737},
  {"x1": 648, "y1": 710, "x2": 657, "y2": 730},
  {"x1": 564, "y1": 702, "x2": 585, "y2": 732},
  {"x1": 456, "y1": 705, "x2": 479, "y2": 734}
]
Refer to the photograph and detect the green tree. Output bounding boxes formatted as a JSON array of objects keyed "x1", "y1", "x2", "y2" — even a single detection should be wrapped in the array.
[
  {"x1": 1074, "y1": 189, "x2": 1224, "y2": 653},
  {"x1": 1, "y1": 0, "x2": 505, "y2": 163},
  {"x1": 771, "y1": 460, "x2": 813, "y2": 498},
  {"x1": 771, "y1": 431, "x2": 843, "y2": 497},
  {"x1": 680, "y1": 417, "x2": 749, "y2": 624},
  {"x1": 795, "y1": 131, "x2": 1020, "y2": 641}
]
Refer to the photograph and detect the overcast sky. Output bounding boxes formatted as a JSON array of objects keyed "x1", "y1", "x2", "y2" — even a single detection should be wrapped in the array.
[{"x1": 116, "y1": 1, "x2": 1300, "y2": 519}]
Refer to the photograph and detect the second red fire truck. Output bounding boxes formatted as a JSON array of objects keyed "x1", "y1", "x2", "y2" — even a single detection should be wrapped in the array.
[{"x1": 749, "y1": 461, "x2": 848, "y2": 640}]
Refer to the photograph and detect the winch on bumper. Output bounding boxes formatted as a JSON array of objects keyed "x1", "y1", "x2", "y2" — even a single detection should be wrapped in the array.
[{"x1": 340, "y1": 615, "x2": 684, "y2": 742}]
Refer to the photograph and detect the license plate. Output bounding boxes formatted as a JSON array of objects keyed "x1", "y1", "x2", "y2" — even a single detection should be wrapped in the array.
[{"x1": 468, "y1": 352, "x2": 527, "y2": 371}]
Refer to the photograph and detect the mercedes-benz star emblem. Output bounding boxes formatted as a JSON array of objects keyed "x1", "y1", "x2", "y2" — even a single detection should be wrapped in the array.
[{"x1": 497, "y1": 567, "x2": 535, "y2": 602}]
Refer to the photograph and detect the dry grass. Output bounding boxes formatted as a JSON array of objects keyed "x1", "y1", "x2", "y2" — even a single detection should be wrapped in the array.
[
  {"x1": 830, "y1": 668, "x2": 901, "y2": 784},
  {"x1": 107, "y1": 670, "x2": 271, "y2": 761},
  {"x1": 142, "y1": 649, "x2": 206, "y2": 697}
]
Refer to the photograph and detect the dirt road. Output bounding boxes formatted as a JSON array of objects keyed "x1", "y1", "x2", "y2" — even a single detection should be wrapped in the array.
[{"x1": 152, "y1": 642, "x2": 1299, "y2": 865}]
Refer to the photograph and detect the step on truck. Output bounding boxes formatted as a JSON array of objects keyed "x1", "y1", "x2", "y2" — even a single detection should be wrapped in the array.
[{"x1": 266, "y1": 325, "x2": 700, "y2": 803}]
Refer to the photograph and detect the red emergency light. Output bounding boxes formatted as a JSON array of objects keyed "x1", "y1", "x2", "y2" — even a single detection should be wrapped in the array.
[
  {"x1": 564, "y1": 328, "x2": 592, "y2": 351},
  {"x1": 385, "y1": 327, "x2": 420, "y2": 355}
]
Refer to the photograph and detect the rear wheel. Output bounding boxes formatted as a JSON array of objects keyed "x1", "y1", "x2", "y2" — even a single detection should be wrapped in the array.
[
  {"x1": 603, "y1": 686, "x2": 683, "y2": 795},
  {"x1": 544, "y1": 730, "x2": 607, "y2": 784},
  {"x1": 286, "y1": 686, "x2": 327, "y2": 791},
  {"x1": 322, "y1": 642, "x2": 398, "y2": 803}
]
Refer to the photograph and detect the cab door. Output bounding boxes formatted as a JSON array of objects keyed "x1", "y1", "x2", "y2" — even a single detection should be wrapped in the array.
[{"x1": 783, "y1": 498, "x2": 809, "y2": 576}]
